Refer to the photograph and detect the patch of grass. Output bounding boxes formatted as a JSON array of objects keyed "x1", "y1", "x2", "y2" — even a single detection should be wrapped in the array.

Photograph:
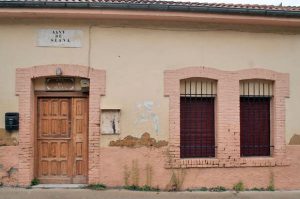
[
  {"x1": 249, "y1": 187, "x2": 266, "y2": 191},
  {"x1": 233, "y1": 181, "x2": 245, "y2": 192},
  {"x1": 187, "y1": 187, "x2": 208, "y2": 192},
  {"x1": 208, "y1": 186, "x2": 227, "y2": 192},
  {"x1": 85, "y1": 184, "x2": 107, "y2": 190},
  {"x1": 30, "y1": 178, "x2": 40, "y2": 186},
  {"x1": 123, "y1": 185, "x2": 160, "y2": 192}
]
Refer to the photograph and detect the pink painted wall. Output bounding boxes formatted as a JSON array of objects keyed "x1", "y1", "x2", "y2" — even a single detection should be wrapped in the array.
[
  {"x1": 100, "y1": 145, "x2": 300, "y2": 190},
  {"x1": 1, "y1": 145, "x2": 299, "y2": 189},
  {"x1": 0, "y1": 146, "x2": 18, "y2": 186}
]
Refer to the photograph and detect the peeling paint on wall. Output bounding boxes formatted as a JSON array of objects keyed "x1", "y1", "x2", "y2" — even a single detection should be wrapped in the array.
[
  {"x1": 289, "y1": 134, "x2": 300, "y2": 145},
  {"x1": 109, "y1": 132, "x2": 168, "y2": 148},
  {"x1": 135, "y1": 100, "x2": 160, "y2": 134},
  {"x1": 0, "y1": 129, "x2": 18, "y2": 146}
]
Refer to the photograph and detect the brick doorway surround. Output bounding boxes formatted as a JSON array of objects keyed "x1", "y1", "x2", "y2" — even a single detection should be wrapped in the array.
[{"x1": 16, "y1": 64, "x2": 106, "y2": 186}]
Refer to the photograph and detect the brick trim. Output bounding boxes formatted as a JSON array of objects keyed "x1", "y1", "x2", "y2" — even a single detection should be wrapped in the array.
[
  {"x1": 16, "y1": 64, "x2": 105, "y2": 186},
  {"x1": 164, "y1": 67, "x2": 289, "y2": 168}
]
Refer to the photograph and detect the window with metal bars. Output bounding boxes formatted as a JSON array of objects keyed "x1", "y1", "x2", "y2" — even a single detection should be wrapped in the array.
[
  {"x1": 180, "y1": 78, "x2": 217, "y2": 158},
  {"x1": 240, "y1": 80, "x2": 273, "y2": 157}
]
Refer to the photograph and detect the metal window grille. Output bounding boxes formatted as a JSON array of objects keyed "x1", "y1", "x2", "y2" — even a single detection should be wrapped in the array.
[
  {"x1": 240, "y1": 80, "x2": 273, "y2": 157},
  {"x1": 180, "y1": 78, "x2": 216, "y2": 158}
]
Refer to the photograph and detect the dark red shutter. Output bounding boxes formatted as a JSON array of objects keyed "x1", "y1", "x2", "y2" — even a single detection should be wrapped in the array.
[
  {"x1": 240, "y1": 97, "x2": 271, "y2": 156},
  {"x1": 180, "y1": 97, "x2": 215, "y2": 158}
]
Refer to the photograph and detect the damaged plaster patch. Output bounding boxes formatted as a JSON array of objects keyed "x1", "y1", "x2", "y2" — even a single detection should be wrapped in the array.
[
  {"x1": 289, "y1": 134, "x2": 300, "y2": 145},
  {"x1": 0, "y1": 166, "x2": 18, "y2": 186},
  {"x1": 135, "y1": 101, "x2": 160, "y2": 134},
  {"x1": 101, "y1": 110, "x2": 120, "y2": 134},
  {"x1": 0, "y1": 129, "x2": 18, "y2": 146},
  {"x1": 109, "y1": 132, "x2": 168, "y2": 148}
]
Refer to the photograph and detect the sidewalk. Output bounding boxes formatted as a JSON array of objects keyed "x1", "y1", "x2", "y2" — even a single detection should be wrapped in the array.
[{"x1": 1, "y1": 188, "x2": 300, "y2": 199}]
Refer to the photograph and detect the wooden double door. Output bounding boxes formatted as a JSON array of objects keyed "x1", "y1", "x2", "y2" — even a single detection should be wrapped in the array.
[{"x1": 36, "y1": 97, "x2": 88, "y2": 184}]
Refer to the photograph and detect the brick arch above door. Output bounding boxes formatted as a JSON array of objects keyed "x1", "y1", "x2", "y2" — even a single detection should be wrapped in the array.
[{"x1": 16, "y1": 64, "x2": 106, "y2": 186}]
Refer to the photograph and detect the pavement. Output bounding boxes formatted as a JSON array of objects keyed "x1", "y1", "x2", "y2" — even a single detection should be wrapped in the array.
[{"x1": 1, "y1": 188, "x2": 300, "y2": 199}]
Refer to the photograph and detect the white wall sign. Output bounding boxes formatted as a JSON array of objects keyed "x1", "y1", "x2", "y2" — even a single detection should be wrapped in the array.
[{"x1": 37, "y1": 29, "x2": 83, "y2": 48}]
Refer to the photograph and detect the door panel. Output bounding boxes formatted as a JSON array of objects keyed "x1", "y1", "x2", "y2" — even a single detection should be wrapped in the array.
[
  {"x1": 72, "y1": 98, "x2": 88, "y2": 183},
  {"x1": 37, "y1": 97, "x2": 88, "y2": 184}
]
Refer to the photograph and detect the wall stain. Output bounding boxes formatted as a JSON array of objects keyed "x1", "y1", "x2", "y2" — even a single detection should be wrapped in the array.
[
  {"x1": 0, "y1": 128, "x2": 18, "y2": 146},
  {"x1": 135, "y1": 101, "x2": 160, "y2": 134},
  {"x1": 109, "y1": 132, "x2": 168, "y2": 148},
  {"x1": 289, "y1": 134, "x2": 300, "y2": 145}
]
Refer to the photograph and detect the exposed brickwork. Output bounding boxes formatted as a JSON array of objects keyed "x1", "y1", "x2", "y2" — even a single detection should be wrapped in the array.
[
  {"x1": 98, "y1": 146, "x2": 300, "y2": 190},
  {"x1": 164, "y1": 67, "x2": 289, "y2": 168},
  {"x1": 15, "y1": 64, "x2": 106, "y2": 186},
  {"x1": 0, "y1": 146, "x2": 18, "y2": 186},
  {"x1": 109, "y1": 132, "x2": 168, "y2": 148}
]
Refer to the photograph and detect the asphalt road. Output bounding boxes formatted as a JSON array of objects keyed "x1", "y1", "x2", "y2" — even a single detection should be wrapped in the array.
[{"x1": 1, "y1": 188, "x2": 300, "y2": 199}]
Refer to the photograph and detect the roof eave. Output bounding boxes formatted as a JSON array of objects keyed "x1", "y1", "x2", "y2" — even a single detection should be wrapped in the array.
[
  {"x1": 1, "y1": 8, "x2": 300, "y2": 27},
  {"x1": 1, "y1": 1, "x2": 300, "y2": 17}
]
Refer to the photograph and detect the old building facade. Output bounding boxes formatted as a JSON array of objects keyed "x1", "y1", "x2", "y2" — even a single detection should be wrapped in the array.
[{"x1": 0, "y1": 0, "x2": 300, "y2": 190}]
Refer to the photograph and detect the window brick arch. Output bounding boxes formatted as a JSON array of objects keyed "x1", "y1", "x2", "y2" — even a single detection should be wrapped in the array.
[{"x1": 164, "y1": 67, "x2": 289, "y2": 168}]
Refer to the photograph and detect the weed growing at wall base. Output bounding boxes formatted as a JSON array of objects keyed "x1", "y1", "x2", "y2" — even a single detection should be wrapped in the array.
[
  {"x1": 247, "y1": 187, "x2": 267, "y2": 191},
  {"x1": 85, "y1": 184, "x2": 106, "y2": 190},
  {"x1": 187, "y1": 186, "x2": 226, "y2": 192},
  {"x1": 30, "y1": 178, "x2": 40, "y2": 186},
  {"x1": 123, "y1": 185, "x2": 160, "y2": 192},
  {"x1": 167, "y1": 169, "x2": 186, "y2": 191},
  {"x1": 233, "y1": 181, "x2": 245, "y2": 192},
  {"x1": 267, "y1": 171, "x2": 275, "y2": 191},
  {"x1": 208, "y1": 186, "x2": 227, "y2": 192},
  {"x1": 187, "y1": 187, "x2": 208, "y2": 192}
]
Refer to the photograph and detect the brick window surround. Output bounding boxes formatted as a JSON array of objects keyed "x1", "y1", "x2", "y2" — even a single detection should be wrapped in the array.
[
  {"x1": 164, "y1": 67, "x2": 289, "y2": 168},
  {"x1": 16, "y1": 64, "x2": 106, "y2": 186}
]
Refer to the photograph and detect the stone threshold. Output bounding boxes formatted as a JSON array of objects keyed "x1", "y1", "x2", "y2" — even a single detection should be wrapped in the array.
[{"x1": 32, "y1": 184, "x2": 87, "y2": 189}]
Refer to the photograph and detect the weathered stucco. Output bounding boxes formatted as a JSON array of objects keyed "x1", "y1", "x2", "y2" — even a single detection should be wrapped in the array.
[
  {"x1": 0, "y1": 20, "x2": 299, "y2": 145},
  {"x1": 109, "y1": 132, "x2": 168, "y2": 148},
  {"x1": 0, "y1": 129, "x2": 18, "y2": 146},
  {"x1": 289, "y1": 134, "x2": 300, "y2": 145}
]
